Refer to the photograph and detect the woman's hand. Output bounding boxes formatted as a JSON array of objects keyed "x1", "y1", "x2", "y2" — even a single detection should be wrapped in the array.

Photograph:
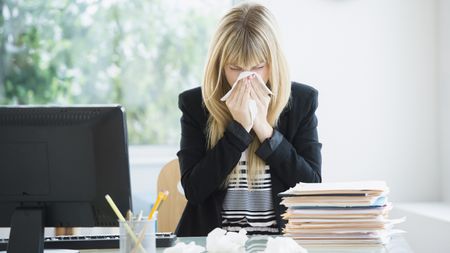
[
  {"x1": 225, "y1": 78, "x2": 253, "y2": 132},
  {"x1": 249, "y1": 75, "x2": 273, "y2": 142}
]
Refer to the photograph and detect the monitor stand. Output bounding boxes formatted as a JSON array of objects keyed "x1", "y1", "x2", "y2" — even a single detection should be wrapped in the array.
[{"x1": 7, "y1": 207, "x2": 44, "y2": 253}]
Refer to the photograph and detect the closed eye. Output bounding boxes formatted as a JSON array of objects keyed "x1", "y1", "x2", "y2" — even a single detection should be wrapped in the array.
[{"x1": 252, "y1": 65, "x2": 265, "y2": 70}]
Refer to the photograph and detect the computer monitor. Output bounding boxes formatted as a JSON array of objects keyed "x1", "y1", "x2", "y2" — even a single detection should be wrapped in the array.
[{"x1": 0, "y1": 105, "x2": 132, "y2": 253}]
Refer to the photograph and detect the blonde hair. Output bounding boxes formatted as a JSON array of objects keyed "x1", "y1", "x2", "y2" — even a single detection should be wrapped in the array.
[{"x1": 202, "y1": 2, "x2": 291, "y2": 186}]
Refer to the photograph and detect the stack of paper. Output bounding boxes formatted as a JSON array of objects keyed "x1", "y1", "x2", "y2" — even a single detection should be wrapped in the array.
[{"x1": 279, "y1": 181, "x2": 405, "y2": 247}]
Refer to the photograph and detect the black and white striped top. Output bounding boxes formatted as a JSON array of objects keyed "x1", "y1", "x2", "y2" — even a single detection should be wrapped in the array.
[{"x1": 221, "y1": 152, "x2": 279, "y2": 235}]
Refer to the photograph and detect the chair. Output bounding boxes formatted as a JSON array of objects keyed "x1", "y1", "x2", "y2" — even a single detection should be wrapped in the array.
[
  {"x1": 156, "y1": 159, "x2": 187, "y2": 232},
  {"x1": 55, "y1": 227, "x2": 74, "y2": 236}
]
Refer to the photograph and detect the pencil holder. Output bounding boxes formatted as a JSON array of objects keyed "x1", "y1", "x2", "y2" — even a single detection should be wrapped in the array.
[{"x1": 119, "y1": 219, "x2": 156, "y2": 253}]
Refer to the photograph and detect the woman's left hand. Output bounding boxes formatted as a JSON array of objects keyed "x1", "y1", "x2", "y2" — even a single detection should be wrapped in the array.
[{"x1": 249, "y1": 75, "x2": 274, "y2": 142}]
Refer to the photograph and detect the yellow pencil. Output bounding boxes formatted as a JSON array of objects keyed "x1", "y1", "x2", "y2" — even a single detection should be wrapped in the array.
[
  {"x1": 130, "y1": 191, "x2": 170, "y2": 253},
  {"x1": 105, "y1": 194, "x2": 147, "y2": 253},
  {"x1": 156, "y1": 191, "x2": 169, "y2": 212},
  {"x1": 147, "y1": 191, "x2": 169, "y2": 220}
]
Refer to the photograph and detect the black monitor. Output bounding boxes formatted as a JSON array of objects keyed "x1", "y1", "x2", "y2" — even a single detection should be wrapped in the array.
[{"x1": 0, "y1": 105, "x2": 132, "y2": 253}]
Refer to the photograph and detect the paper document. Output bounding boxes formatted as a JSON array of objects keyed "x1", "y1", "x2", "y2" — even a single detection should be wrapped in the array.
[
  {"x1": 279, "y1": 180, "x2": 404, "y2": 246},
  {"x1": 280, "y1": 181, "x2": 389, "y2": 196}
]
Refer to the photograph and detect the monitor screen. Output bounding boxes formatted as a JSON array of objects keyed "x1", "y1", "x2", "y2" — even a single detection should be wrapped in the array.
[{"x1": 0, "y1": 105, "x2": 132, "y2": 252}]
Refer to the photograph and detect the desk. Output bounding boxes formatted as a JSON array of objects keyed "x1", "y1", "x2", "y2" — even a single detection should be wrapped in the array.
[{"x1": 80, "y1": 235, "x2": 413, "y2": 253}]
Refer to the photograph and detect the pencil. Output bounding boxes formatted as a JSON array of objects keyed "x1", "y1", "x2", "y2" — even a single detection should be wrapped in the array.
[
  {"x1": 147, "y1": 191, "x2": 169, "y2": 220},
  {"x1": 131, "y1": 191, "x2": 170, "y2": 253},
  {"x1": 105, "y1": 194, "x2": 147, "y2": 253}
]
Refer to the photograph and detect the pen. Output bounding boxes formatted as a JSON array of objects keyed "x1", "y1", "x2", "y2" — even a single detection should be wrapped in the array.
[
  {"x1": 137, "y1": 210, "x2": 143, "y2": 221},
  {"x1": 131, "y1": 191, "x2": 170, "y2": 253},
  {"x1": 105, "y1": 194, "x2": 147, "y2": 253}
]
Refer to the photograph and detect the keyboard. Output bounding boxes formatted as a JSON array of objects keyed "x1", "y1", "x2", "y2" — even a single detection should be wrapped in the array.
[{"x1": 0, "y1": 232, "x2": 177, "y2": 250}]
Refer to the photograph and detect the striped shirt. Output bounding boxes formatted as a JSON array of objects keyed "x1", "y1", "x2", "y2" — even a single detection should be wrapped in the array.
[{"x1": 221, "y1": 152, "x2": 279, "y2": 235}]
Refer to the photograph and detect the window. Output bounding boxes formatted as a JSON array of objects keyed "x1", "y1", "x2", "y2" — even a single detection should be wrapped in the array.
[
  {"x1": 0, "y1": 0, "x2": 232, "y2": 214},
  {"x1": 0, "y1": 0, "x2": 230, "y2": 144}
]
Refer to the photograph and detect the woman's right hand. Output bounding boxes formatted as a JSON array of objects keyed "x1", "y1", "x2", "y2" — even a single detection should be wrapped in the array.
[{"x1": 225, "y1": 78, "x2": 253, "y2": 132}]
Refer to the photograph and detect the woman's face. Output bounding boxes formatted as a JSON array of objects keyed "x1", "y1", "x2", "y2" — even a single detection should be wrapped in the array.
[{"x1": 224, "y1": 62, "x2": 269, "y2": 87}]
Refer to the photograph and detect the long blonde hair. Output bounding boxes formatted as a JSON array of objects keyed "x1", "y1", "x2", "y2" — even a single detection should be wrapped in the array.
[{"x1": 202, "y1": 2, "x2": 291, "y2": 186}]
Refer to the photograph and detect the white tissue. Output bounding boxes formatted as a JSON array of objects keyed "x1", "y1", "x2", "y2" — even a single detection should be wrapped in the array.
[
  {"x1": 248, "y1": 99, "x2": 257, "y2": 122},
  {"x1": 206, "y1": 228, "x2": 248, "y2": 253},
  {"x1": 220, "y1": 71, "x2": 272, "y2": 124},
  {"x1": 260, "y1": 237, "x2": 308, "y2": 253},
  {"x1": 163, "y1": 241, "x2": 205, "y2": 253}
]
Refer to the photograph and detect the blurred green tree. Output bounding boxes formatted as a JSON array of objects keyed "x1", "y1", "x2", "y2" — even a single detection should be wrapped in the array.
[{"x1": 0, "y1": 0, "x2": 228, "y2": 144}]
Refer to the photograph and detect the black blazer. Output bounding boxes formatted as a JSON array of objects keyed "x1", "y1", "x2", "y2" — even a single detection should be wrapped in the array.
[{"x1": 175, "y1": 82, "x2": 322, "y2": 236}]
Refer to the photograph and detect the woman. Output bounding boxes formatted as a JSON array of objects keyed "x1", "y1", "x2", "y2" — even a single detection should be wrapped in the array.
[{"x1": 176, "y1": 2, "x2": 322, "y2": 236}]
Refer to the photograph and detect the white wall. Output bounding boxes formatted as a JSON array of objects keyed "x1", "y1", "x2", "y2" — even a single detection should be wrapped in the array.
[
  {"x1": 259, "y1": 0, "x2": 440, "y2": 201},
  {"x1": 439, "y1": 0, "x2": 450, "y2": 203}
]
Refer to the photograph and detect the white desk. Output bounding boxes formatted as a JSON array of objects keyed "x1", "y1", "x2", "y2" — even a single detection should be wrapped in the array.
[{"x1": 80, "y1": 235, "x2": 413, "y2": 253}]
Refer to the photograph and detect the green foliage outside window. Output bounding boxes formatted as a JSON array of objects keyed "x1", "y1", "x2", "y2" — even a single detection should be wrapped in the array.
[{"x1": 0, "y1": 0, "x2": 229, "y2": 144}]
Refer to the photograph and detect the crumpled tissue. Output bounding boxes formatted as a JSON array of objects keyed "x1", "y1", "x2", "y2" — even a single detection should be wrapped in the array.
[
  {"x1": 220, "y1": 71, "x2": 272, "y2": 123},
  {"x1": 206, "y1": 227, "x2": 248, "y2": 253},
  {"x1": 260, "y1": 236, "x2": 308, "y2": 253},
  {"x1": 163, "y1": 241, "x2": 205, "y2": 253}
]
